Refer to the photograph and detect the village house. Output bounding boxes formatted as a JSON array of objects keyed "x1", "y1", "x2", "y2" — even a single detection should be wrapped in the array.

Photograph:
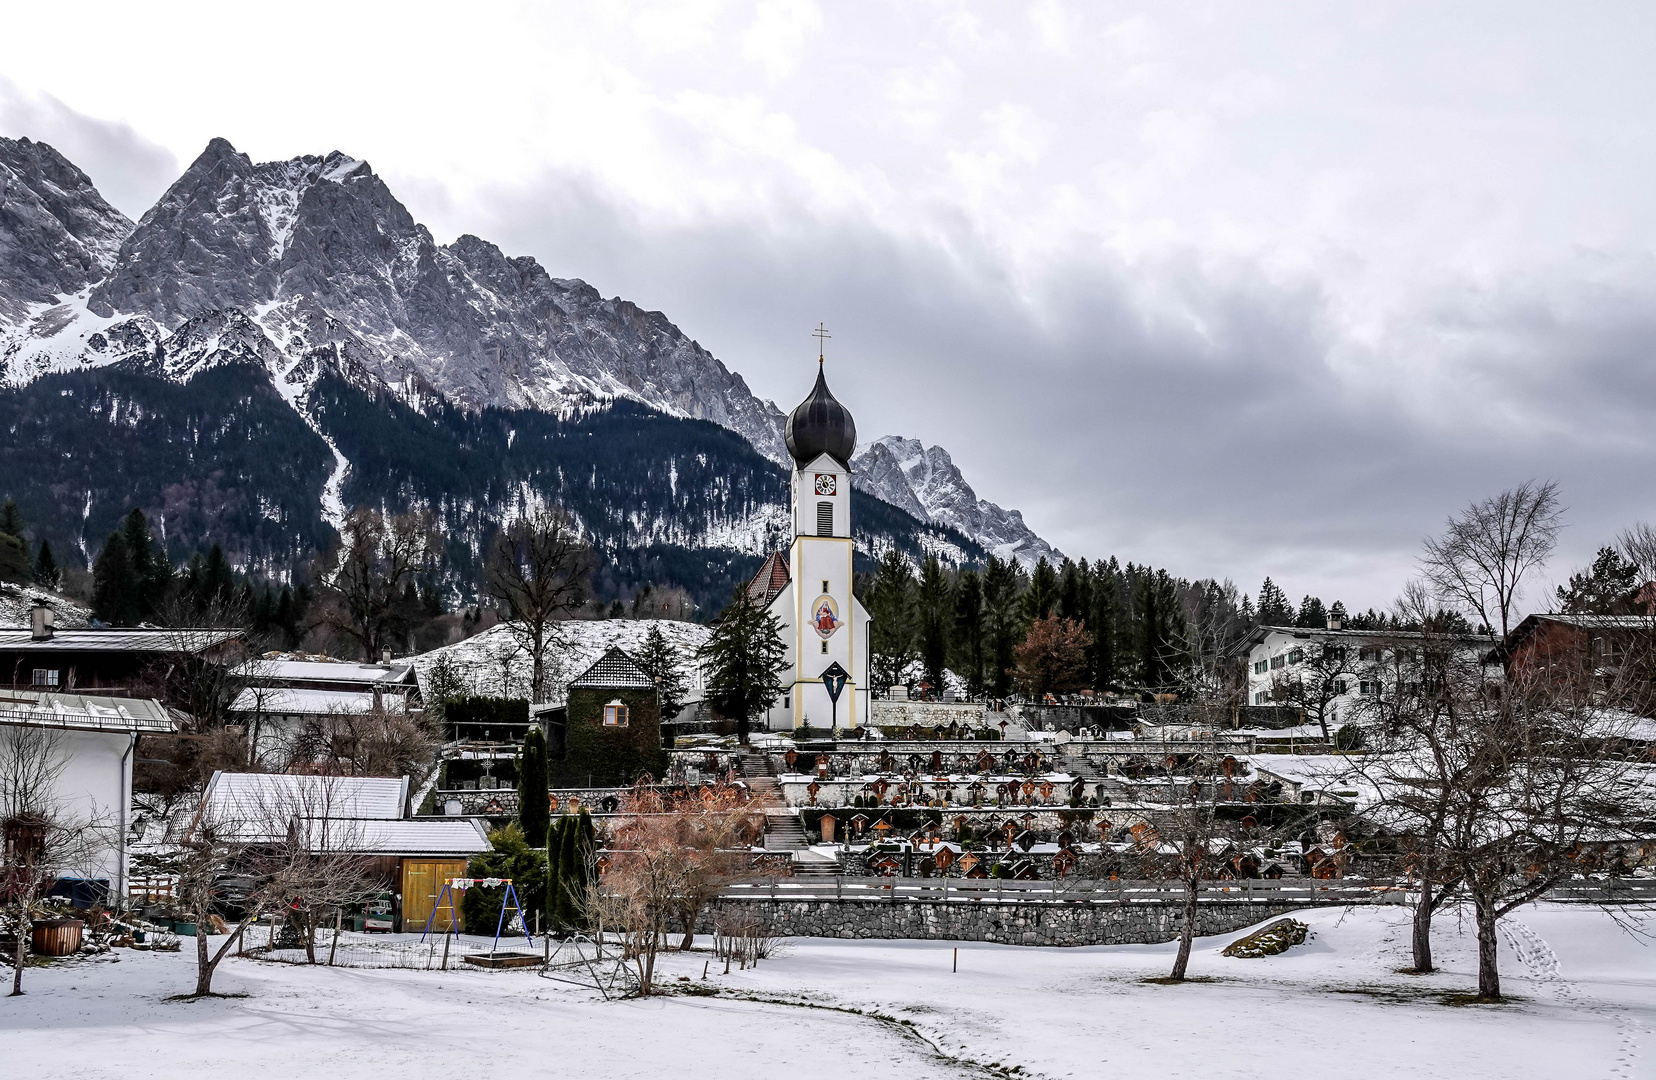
[
  {"x1": 0, "y1": 688, "x2": 177, "y2": 906},
  {"x1": 0, "y1": 604, "x2": 240, "y2": 695},
  {"x1": 227, "y1": 655, "x2": 423, "y2": 764},
  {"x1": 193, "y1": 771, "x2": 490, "y2": 932},
  {"x1": 1242, "y1": 616, "x2": 1496, "y2": 721}
]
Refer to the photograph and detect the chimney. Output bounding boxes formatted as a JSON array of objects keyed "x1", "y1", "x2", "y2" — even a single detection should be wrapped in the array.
[
  {"x1": 1326, "y1": 615, "x2": 1343, "y2": 631},
  {"x1": 380, "y1": 648, "x2": 391, "y2": 665},
  {"x1": 30, "y1": 604, "x2": 54, "y2": 641}
]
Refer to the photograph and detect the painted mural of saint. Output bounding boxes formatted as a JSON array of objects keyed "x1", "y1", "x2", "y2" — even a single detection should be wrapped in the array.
[{"x1": 813, "y1": 595, "x2": 840, "y2": 638}]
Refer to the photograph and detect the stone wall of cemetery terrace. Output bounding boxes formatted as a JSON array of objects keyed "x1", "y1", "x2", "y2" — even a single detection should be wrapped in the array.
[
  {"x1": 868, "y1": 699, "x2": 991, "y2": 728},
  {"x1": 704, "y1": 893, "x2": 1305, "y2": 947}
]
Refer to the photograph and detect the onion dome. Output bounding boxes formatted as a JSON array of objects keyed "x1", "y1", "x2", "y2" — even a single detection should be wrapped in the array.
[{"x1": 784, "y1": 360, "x2": 857, "y2": 467}]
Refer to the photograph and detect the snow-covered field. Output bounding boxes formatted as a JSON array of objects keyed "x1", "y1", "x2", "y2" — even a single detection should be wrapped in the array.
[{"x1": 1, "y1": 904, "x2": 1648, "y2": 1079}]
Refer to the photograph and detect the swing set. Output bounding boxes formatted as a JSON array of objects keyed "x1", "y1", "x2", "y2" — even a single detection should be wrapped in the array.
[{"x1": 419, "y1": 877, "x2": 536, "y2": 963}]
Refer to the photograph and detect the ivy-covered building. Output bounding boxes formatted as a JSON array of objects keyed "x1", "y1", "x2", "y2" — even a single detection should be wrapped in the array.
[{"x1": 559, "y1": 647, "x2": 663, "y2": 785}]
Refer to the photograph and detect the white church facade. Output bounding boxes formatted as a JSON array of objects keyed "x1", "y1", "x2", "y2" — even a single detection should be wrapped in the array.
[{"x1": 747, "y1": 359, "x2": 872, "y2": 731}]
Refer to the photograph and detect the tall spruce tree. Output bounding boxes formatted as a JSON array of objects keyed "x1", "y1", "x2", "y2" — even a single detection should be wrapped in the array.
[
  {"x1": 0, "y1": 499, "x2": 28, "y2": 584},
  {"x1": 634, "y1": 623, "x2": 690, "y2": 720},
  {"x1": 1088, "y1": 563, "x2": 1122, "y2": 691},
  {"x1": 120, "y1": 508, "x2": 165, "y2": 620},
  {"x1": 917, "y1": 555, "x2": 952, "y2": 698},
  {"x1": 517, "y1": 728, "x2": 551, "y2": 847},
  {"x1": 1256, "y1": 578, "x2": 1295, "y2": 626},
  {"x1": 1296, "y1": 596, "x2": 1327, "y2": 629},
  {"x1": 867, "y1": 548, "x2": 917, "y2": 695},
  {"x1": 699, "y1": 588, "x2": 788, "y2": 744},
  {"x1": 91, "y1": 531, "x2": 139, "y2": 626},
  {"x1": 1023, "y1": 556, "x2": 1059, "y2": 621},
  {"x1": 33, "y1": 539, "x2": 60, "y2": 590},
  {"x1": 982, "y1": 555, "x2": 1023, "y2": 699},
  {"x1": 952, "y1": 568, "x2": 986, "y2": 696}
]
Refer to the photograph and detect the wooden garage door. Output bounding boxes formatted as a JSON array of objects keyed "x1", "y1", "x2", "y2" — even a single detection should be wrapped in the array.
[{"x1": 401, "y1": 859, "x2": 469, "y2": 933}]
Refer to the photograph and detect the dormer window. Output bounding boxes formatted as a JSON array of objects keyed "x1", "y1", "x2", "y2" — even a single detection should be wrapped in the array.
[{"x1": 603, "y1": 700, "x2": 629, "y2": 727}]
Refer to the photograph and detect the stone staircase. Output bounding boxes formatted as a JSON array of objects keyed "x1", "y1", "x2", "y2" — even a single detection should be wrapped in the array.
[{"x1": 740, "y1": 750, "x2": 840, "y2": 874}]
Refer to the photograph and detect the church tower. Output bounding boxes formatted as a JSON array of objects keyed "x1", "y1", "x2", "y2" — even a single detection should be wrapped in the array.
[{"x1": 748, "y1": 347, "x2": 872, "y2": 732}]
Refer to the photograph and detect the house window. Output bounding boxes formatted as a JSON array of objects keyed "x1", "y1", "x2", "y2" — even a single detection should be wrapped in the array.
[
  {"x1": 821, "y1": 640, "x2": 829, "y2": 654},
  {"x1": 1269, "y1": 655, "x2": 1285, "y2": 671},
  {"x1": 1287, "y1": 648, "x2": 1304, "y2": 665},
  {"x1": 821, "y1": 580, "x2": 830, "y2": 594},
  {"x1": 31, "y1": 668, "x2": 58, "y2": 687},
  {"x1": 1359, "y1": 647, "x2": 1381, "y2": 662},
  {"x1": 816, "y1": 501, "x2": 834, "y2": 536},
  {"x1": 1254, "y1": 659, "x2": 1268, "y2": 675},
  {"x1": 1359, "y1": 681, "x2": 1381, "y2": 697},
  {"x1": 602, "y1": 701, "x2": 629, "y2": 727},
  {"x1": 1334, "y1": 679, "x2": 1349, "y2": 695},
  {"x1": 1254, "y1": 690, "x2": 1268, "y2": 705}
]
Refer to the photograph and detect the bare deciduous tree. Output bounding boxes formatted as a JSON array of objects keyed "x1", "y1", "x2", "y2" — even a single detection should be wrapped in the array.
[
  {"x1": 482, "y1": 509, "x2": 592, "y2": 704},
  {"x1": 1421, "y1": 480, "x2": 1563, "y2": 637},
  {"x1": 598, "y1": 781, "x2": 762, "y2": 994},
  {"x1": 1352, "y1": 591, "x2": 1656, "y2": 999},
  {"x1": 313, "y1": 508, "x2": 442, "y2": 661}
]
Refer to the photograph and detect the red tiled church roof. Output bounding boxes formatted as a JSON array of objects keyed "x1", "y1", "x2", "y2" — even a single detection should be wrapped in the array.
[{"x1": 747, "y1": 551, "x2": 791, "y2": 606}]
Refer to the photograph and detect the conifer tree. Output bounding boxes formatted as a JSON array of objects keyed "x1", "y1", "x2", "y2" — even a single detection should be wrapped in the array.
[
  {"x1": 982, "y1": 555, "x2": 1023, "y2": 699},
  {"x1": 952, "y1": 568, "x2": 986, "y2": 696},
  {"x1": 91, "y1": 531, "x2": 138, "y2": 626},
  {"x1": 120, "y1": 508, "x2": 166, "y2": 620},
  {"x1": 1296, "y1": 595, "x2": 1327, "y2": 629},
  {"x1": 1023, "y1": 556, "x2": 1059, "y2": 621},
  {"x1": 549, "y1": 809, "x2": 595, "y2": 933},
  {"x1": 699, "y1": 588, "x2": 788, "y2": 744},
  {"x1": 0, "y1": 499, "x2": 28, "y2": 583},
  {"x1": 917, "y1": 555, "x2": 952, "y2": 698},
  {"x1": 517, "y1": 728, "x2": 551, "y2": 847},
  {"x1": 634, "y1": 623, "x2": 690, "y2": 720},
  {"x1": 33, "y1": 539, "x2": 60, "y2": 590},
  {"x1": 1256, "y1": 578, "x2": 1295, "y2": 625},
  {"x1": 867, "y1": 548, "x2": 917, "y2": 695},
  {"x1": 1088, "y1": 568, "x2": 1121, "y2": 691}
]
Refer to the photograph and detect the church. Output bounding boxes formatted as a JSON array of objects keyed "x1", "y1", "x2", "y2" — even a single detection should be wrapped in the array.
[{"x1": 746, "y1": 355, "x2": 872, "y2": 731}]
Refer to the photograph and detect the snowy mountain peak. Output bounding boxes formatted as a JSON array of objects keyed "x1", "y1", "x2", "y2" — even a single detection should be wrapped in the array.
[{"x1": 853, "y1": 435, "x2": 1062, "y2": 570}]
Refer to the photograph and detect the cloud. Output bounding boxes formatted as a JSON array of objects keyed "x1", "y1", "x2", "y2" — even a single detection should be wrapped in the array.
[{"x1": 0, "y1": 79, "x2": 178, "y2": 219}]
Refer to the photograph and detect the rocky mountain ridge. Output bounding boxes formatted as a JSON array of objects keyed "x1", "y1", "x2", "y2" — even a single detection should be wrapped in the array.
[{"x1": 0, "y1": 135, "x2": 1056, "y2": 567}]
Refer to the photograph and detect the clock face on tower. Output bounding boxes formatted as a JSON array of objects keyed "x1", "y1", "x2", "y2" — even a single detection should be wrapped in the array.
[{"x1": 814, "y1": 472, "x2": 837, "y2": 496}]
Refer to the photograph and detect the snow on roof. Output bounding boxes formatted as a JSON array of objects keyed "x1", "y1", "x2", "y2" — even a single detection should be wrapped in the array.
[
  {"x1": 0, "y1": 690, "x2": 176, "y2": 733},
  {"x1": 304, "y1": 817, "x2": 491, "y2": 856},
  {"x1": 411, "y1": 620, "x2": 710, "y2": 705},
  {"x1": 229, "y1": 686, "x2": 409, "y2": 715},
  {"x1": 230, "y1": 658, "x2": 417, "y2": 685},
  {"x1": 569, "y1": 647, "x2": 654, "y2": 690},
  {"x1": 0, "y1": 627, "x2": 240, "y2": 653},
  {"x1": 199, "y1": 773, "x2": 409, "y2": 837}
]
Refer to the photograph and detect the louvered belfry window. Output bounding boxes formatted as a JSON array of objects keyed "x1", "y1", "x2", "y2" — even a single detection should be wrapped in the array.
[{"x1": 816, "y1": 501, "x2": 834, "y2": 536}]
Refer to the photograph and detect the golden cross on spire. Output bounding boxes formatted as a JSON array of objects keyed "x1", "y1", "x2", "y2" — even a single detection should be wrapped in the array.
[{"x1": 812, "y1": 322, "x2": 830, "y2": 365}]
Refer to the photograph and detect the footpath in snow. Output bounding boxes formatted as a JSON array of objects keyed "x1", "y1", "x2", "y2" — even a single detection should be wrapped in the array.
[{"x1": 0, "y1": 903, "x2": 1649, "y2": 1080}]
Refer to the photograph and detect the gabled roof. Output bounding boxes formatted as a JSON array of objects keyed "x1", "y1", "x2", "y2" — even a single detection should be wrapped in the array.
[
  {"x1": 229, "y1": 658, "x2": 418, "y2": 686},
  {"x1": 568, "y1": 646, "x2": 655, "y2": 690},
  {"x1": 747, "y1": 551, "x2": 791, "y2": 606},
  {"x1": 0, "y1": 690, "x2": 177, "y2": 733},
  {"x1": 229, "y1": 686, "x2": 411, "y2": 715},
  {"x1": 0, "y1": 627, "x2": 241, "y2": 653},
  {"x1": 1489, "y1": 613, "x2": 1656, "y2": 663},
  {"x1": 198, "y1": 772, "x2": 409, "y2": 839}
]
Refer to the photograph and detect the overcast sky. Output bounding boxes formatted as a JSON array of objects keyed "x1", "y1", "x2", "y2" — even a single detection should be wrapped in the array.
[{"x1": 4, "y1": 2, "x2": 1654, "y2": 614}]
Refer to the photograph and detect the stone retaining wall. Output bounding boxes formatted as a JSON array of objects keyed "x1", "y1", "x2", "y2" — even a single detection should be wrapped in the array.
[{"x1": 705, "y1": 896, "x2": 1300, "y2": 947}]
